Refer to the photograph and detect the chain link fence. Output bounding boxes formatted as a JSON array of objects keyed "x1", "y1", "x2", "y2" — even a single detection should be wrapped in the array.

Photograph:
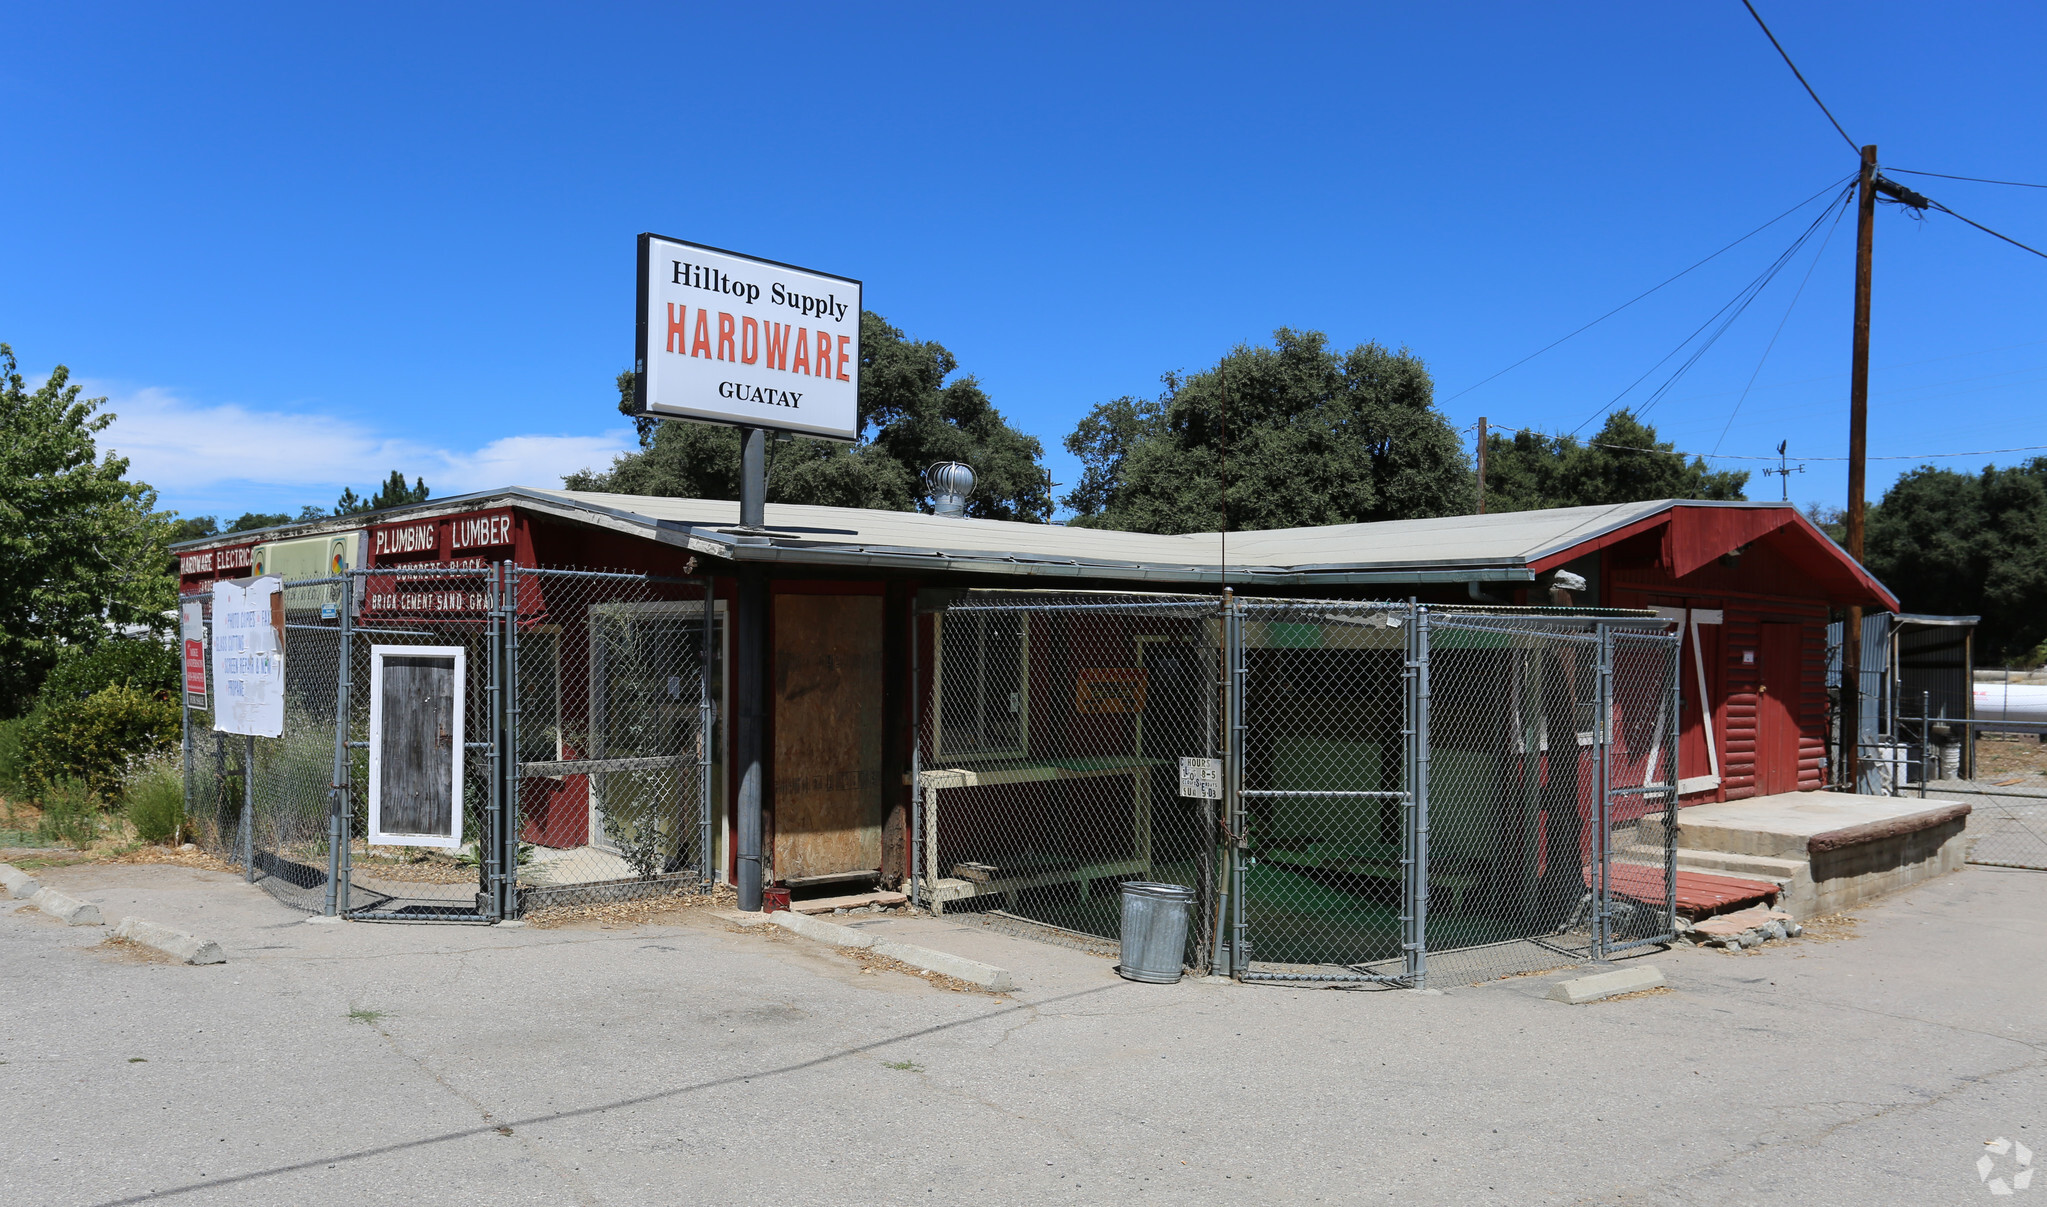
[
  {"x1": 182, "y1": 567, "x2": 717, "y2": 921},
  {"x1": 912, "y1": 592, "x2": 1220, "y2": 965},
  {"x1": 916, "y1": 590, "x2": 1682, "y2": 987}
]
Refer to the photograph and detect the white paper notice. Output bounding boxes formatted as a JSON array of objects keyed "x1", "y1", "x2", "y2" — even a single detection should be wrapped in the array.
[{"x1": 211, "y1": 576, "x2": 286, "y2": 737}]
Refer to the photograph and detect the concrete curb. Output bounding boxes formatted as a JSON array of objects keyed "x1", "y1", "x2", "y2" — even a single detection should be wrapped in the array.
[
  {"x1": 113, "y1": 916, "x2": 226, "y2": 965},
  {"x1": 0, "y1": 863, "x2": 41, "y2": 900},
  {"x1": 1547, "y1": 965, "x2": 1665, "y2": 1004},
  {"x1": 718, "y1": 909, "x2": 1015, "y2": 992},
  {"x1": 30, "y1": 886, "x2": 103, "y2": 926}
]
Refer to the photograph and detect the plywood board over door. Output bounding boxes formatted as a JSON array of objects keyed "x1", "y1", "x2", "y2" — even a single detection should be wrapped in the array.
[
  {"x1": 1757, "y1": 622, "x2": 1804, "y2": 796},
  {"x1": 773, "y1": 593, "x2": 884, "y2": 883}
]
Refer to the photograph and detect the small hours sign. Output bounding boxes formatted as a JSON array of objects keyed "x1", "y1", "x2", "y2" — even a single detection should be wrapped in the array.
[{"x1": 635, "y1": 234, "x2": 862, "y2": 441}]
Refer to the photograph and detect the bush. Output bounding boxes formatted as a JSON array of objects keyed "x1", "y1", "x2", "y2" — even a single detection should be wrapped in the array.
[
  {"x1": 124, "y1": 755, "x2": 186, "y2": 845},
  {"x1": 36, "y1": 777, "x2": 100, "y2": 848},
  {"x1": 0, "y1": 716, "x2": 24, "y2": 801},
  {"x1": 21, "y1": 681, "x2": 181, "y2": 801},
  {"x1": 36, "y1": 640, "x2": 178, "y2": 709}
]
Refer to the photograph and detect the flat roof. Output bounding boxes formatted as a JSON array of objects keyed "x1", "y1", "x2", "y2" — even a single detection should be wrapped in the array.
[{"x1": 173, "y1": 488, "x2": 1838, "y2": 589}]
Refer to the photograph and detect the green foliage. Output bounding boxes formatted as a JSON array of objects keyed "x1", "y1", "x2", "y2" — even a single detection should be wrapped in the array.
[
  {"x1": 35, "y1": 777, "x2": 100, "y2": 848},
  {"x1": 21, "y1": 681, "x2": 180, "y2": 801},
  {"x1": 171, "y1": 515, "x2": 220, "y2": 543},
  {"x1": 38, "y1": 639, "x2": 177, "y2": 706},
  {"x1": 334, "y1": 470, "x2": 429, "y2": 515},
  {"x1": 1062, "y1": 330, "x2": 1474, "y2": 533},
  {"x1": 1481, "y1": 410, "x2": 1748, "y2": 513},
  {"x1": 569, "y1": 313, "x2": 1051, "y2": 521},
  {"x1": 0, "y1": 716, "x2": 23, "y2": 801},
  {"x1": 123, "y1": 756, "x2": 185, "y2": 844},
  {"x1": 0, "y1": 344, "x2": 176, "y2": 715},
  {"x1": 1803, "y1": 502, "x2": 1846, "y2": 545},
  {"x1": 1864, "y1": 458, "x2": 2047, "y2": 663}
]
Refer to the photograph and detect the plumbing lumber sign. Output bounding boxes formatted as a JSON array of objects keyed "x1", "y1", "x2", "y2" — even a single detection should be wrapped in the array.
[{"x1": 634, "y1": 234, "x2": 862, "y2": 441}]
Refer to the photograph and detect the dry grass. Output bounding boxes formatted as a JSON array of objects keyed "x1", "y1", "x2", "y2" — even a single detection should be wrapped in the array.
[
  {"x1": 1795, "y1": 912, "x2": 1860, "y2": 943},
  {"x1": 524, "y1": 883, "x2": 736, "y2": 928},
  {"x1": 93, "y1": 935, "x2": 177, "y2": 965},
  {"x1": 1594, "y1": 985, "x2": 1674, "y2": 1003},
  {"x1": 108, "y1": 844, "x2": 239, "y2": 873},
  {"x1": 834, "y1": 944, "x2": 1000, "y2": 996},
  {"x1": 1974, "y1": 734, "x2": 2047, "y2": 782}
]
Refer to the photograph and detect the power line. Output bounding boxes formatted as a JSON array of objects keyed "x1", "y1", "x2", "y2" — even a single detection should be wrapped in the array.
[
  {"x1": 1485, "y1": 427, "x2": 2047, "y2": 463},
  {"x1": 1926, "y1": 199, "x2": 2047, "y2": 260},
  {"x1": 1890, "y1": 167, "x2": 2047, "y2": 190},
  {"x1": 1570, "y1": 183, "x2": 1856, "y2": 435},
  {"x1": 1739, "y1": 0, "x2": 1859, "y2": 153},
  {"x1": 1444, "y1": 173, "x2": 1855, "y2": 403},
  {"x1": 1712, "y1": 184, "x2": 1853, "y2": 452}
]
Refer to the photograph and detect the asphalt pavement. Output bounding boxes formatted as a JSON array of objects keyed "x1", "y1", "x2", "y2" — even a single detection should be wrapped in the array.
[{"x1": 1, "y1": 857, "x2": 2041, "y2": 1206}]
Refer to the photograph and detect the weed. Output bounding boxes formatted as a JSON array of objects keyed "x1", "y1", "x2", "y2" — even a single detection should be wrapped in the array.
[
  {"x1": 128, "y1": 1057, "x2": 147, "y2": 1063},
  {"x1": 347, "y1": 1007, "x2": 388, "y2": 1025},
  {"x1": 35, "y1": 778, "x2": 100, "y2": 848},
  {"x1": 882, "y1": 1060, "x2": 923, "y2": 1072},
  {"x1": 123, "y1": 756, "x2": 186, "y2": 845}
]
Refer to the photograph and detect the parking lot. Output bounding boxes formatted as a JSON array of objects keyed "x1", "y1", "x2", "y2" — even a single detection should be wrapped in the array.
[{"x1": 2, "y1": 858, "x2": 2042, "y2": 1206}]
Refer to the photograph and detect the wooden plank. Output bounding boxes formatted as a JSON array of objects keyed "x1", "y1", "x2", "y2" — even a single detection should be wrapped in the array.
[
  {"x1": 773, "y1": 594, "x2": 885, "y2": 882},
  {"x1": 788, "y1": 890, "x2": 908, "y2": 915}
]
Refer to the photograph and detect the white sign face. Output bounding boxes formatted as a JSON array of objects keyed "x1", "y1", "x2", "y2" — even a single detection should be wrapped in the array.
[
  {"x1": 211, "y1": 576, "x2": 286, "y2": 737},
  {"x1": 637, "y1": 234, "x2": 862, "y2": 441},
  {"x1": 1179, "y1": 756, "x2": 1223, "y2": 800}
]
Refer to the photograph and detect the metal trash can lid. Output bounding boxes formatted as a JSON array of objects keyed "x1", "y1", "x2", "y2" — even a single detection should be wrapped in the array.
[{"x1": 1121, "y1": 880, "x2": 1194, "y2": 902}]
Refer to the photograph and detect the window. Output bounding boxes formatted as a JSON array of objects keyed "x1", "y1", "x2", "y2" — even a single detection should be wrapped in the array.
[{"x1": 935, "y1": 611, "x2": 1028, "y2": 760}]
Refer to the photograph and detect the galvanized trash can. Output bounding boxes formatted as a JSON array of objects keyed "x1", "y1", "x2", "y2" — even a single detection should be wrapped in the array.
[{"x1": 1118, "y1": 881, "x2": 1193, "y2": 983}]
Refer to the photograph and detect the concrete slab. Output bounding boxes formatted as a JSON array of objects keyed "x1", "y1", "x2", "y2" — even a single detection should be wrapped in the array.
[
  {"x1": 1668, "y1": 791, "x2": 1968, "y2": 859},
  {"x1": 723, "y1": 908, "x2": 1017, "y2": 991},
  {"x1": 4, "y1": 860, "x2": 2044, "y2": 1204},
  {"x1": 1642, "y1": 792, "x2": 1975, "y2": 918},
  {"x1": 1546, "y1": 965, "x2": 1665, "y2": 1004}
]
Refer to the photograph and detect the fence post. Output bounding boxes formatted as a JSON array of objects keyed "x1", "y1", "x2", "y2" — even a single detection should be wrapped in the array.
[
  {"x1": 503, "y1": 563, "x2": 524, "y2": 919},
  {"x1": 242, "y1": 734, "x2": 256, "y2": 882},
  {"x1": 324, "y1": 575, "x2": 353, "y2": 918},
  {"x1": 1664, "y1": 627, "x2": 1681, "y2": 938},
  {"x1": 1224, "y1": 590, "x2": 1247, "y2": 977},
  {"x1": 481, "y1": 565, "x2": 504, "y2": 921},
  {"x1": 700, "y1": 573, "x2": 716, "y2": 894},
  {"x1": 1593, "y1": 623, "x2": 1615, "y2": 961},
  {"x1": 1404, "y1": 604, "x2": 1433, "y2": 989},
  {"x1": 908, "y1": 604, "x2": 922, "y2": 912}
]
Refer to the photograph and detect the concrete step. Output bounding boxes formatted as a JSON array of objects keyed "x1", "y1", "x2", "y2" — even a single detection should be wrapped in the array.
[{"x1": 1618, "y1": 844, "x2": 1806, "y2": 885}]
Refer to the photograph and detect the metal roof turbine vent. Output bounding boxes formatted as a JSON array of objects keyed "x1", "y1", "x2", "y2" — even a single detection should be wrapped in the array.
[{"x1": 923, "y1": 461, "x2": 975, "y2": 518}]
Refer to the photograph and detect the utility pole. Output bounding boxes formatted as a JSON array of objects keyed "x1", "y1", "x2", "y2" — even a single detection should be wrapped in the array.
[
  {"x1": 1841, "y1": 143, "x2": 1878, "y2": 792},
  {"x1": 1476, "y1": 417, "x2": 1488, "y2": 514}
]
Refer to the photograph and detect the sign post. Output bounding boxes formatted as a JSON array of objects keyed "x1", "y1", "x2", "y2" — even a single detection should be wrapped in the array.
[{"x1": 634, "y1": 235, "x2": 861, "y2": 913}]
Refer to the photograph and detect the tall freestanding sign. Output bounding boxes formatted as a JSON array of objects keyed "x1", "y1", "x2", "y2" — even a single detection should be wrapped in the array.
[
  {"x1": 633, "y1": 234, "x2": 861, "y2": 915},
  {"x1": 634, "y1": 234, "x2": 862, "y2": 441}
]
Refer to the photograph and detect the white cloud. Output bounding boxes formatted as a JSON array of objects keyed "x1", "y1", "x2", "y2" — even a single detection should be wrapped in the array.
[{"x1": 88, "y1": 382, "x2": 634, "y2": 516}]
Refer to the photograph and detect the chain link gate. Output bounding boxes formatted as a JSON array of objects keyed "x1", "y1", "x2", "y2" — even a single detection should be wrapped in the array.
[
  {"x1": 183, "y1": 567, "x2": 718, "y2": 921},
  {"x1": 915, "y1": 590, "x2": 1682, "y2": 987}
]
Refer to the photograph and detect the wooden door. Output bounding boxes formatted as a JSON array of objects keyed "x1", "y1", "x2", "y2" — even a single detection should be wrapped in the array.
[
  {"x1": 376, "y1": 653, "x2": 459, "y2": 841},
  {"x1": 1757, "y1": 623, "x2": 1803, "y2": 796},
  {"x1": 773, "y1": 593, "x2": 884, "y2": 882}
]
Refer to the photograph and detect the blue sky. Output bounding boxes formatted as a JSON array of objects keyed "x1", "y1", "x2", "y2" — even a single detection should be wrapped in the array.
[{"x1": 4, "y1": 2, "x2": 2042, "y2": 523}]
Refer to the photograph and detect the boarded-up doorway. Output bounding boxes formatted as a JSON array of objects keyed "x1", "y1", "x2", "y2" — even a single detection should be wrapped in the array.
[
  {"x1": 369, "y1": 645, "x2": 465, "y2": 849},
  {"x1": 773, "y1": 592, "x2": 884, "y2": 883}
]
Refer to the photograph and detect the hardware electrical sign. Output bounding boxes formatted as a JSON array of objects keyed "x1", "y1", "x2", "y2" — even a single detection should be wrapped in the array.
[{"x1": 635, "y1": 234, "x2": 862, "y2": 441}]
